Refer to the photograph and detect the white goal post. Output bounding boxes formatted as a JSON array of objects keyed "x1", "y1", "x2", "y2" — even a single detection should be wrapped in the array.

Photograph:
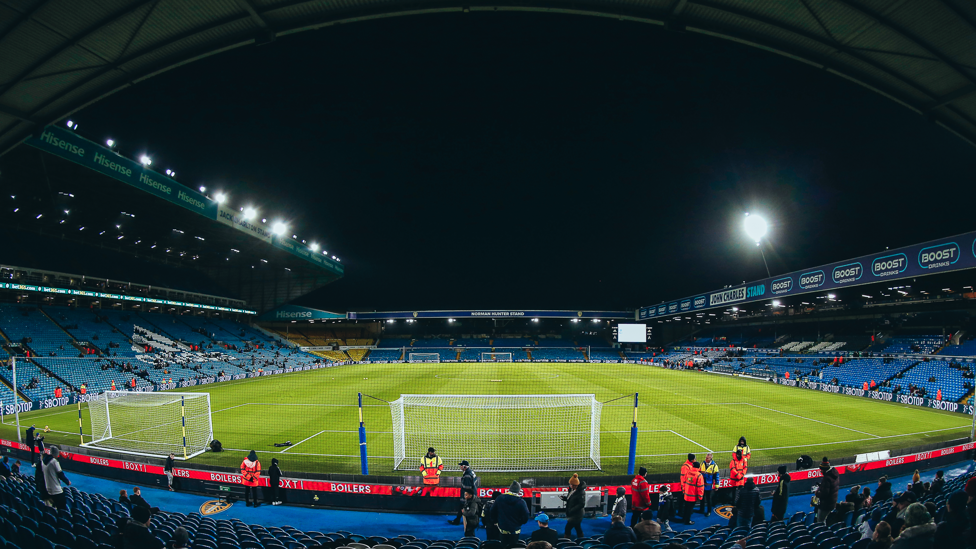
[
  {"x1": 408, "y1": 352, "x2": 440, "y2": 363},
  {"x1": 481, "y1": 352, "x2": 513, "y2": 362},
  {"x1": 83, "y1": 391, "x2": 213, "y2": 459},
  {"x1": 389, "y1": 394, "x2": 602, "y2": 472}
]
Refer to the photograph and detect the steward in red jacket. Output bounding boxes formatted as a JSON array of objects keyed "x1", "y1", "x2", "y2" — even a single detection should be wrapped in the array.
[{"x1": 630, "y1": 467, "x2": 651, "y2": 528}]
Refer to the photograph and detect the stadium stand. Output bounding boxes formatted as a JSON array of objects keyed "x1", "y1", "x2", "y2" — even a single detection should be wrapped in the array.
[
  {"x1": 820, "y1": 358, "x2": 916, "y2": 389},
  {"x1": 939, "y1": 336, "x2": 976, "y2": 356},
  {"x1": 531, "y1": 348, "x2": 585, "y2": 361},
  {"x1": 881, "y1": 336, "x2": 944, "y2": 355},
  {"x1": 1, "y1": 460, "x2": 972, "y2": 549},
  {"x1": 367, "y1": 349, "x2": 402, "y2": 361},
  {"x1": 893, "y1": 359, "x2": 971, "y2": 401}
]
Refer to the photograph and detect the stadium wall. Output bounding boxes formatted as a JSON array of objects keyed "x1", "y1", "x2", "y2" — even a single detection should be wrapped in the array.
[{"x1": 1, "y1": 438, "x2": 971, "y2": 513}]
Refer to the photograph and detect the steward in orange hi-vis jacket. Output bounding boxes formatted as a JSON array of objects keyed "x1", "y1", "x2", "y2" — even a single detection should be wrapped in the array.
[
  {"x1": 729, "y1": 450, "x2": 748, "y2": 487},
  {"x1": 680, "y1": 461, "x2": 704, "y2": 525},
  {"x1": 420, "y1": 447, "x2": 444, "y2": 485},
  {"x1": 240, "y1": 450, "x2": 262, "y2": 507}
]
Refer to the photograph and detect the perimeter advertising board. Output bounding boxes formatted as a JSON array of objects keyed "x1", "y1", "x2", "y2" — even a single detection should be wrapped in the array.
[{"x1": 639, "y1": 230, "x2": 976, "y2": 320}]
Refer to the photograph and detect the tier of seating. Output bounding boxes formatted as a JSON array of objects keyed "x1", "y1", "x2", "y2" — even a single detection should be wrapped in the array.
[
  {"x1": 531, "y1": 348, "x2": 585, "y2": 361},
  {"x1": 588, "y1": 349, "x2": 623, "y2": 361},
  {"x1": 939, "y1": 338, "x2": 976, "y2": 356},
  {"x1": 882, "y1": 336, "x2": 944, "y2": 355},
  {"x1": 893, "y1": 360, "x2": 971, "y2": 401},
  {"x1": 779, "y1": 341, "x2": 814, "y2": 352},
  {"x1": 819, "y1": 358, "x2": 916, "y2": 389},
  {"x1": 366, "y1": 349, "x2": 402, "y2": 361}
]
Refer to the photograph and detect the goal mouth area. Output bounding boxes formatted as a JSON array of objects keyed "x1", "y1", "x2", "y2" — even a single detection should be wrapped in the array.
[
  {"x1": 83, "y1": 391, "x2": 213, "y2": 460},
  {"x1": 389, "y1": 394, "x2": 602, "y2": 472}
]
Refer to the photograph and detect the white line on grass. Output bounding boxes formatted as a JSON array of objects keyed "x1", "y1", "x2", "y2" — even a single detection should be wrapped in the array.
[
  {"x1": 743, "y1": 403, "x2": 881, "y2": 438},
  {"x1": 280, "y1": 430, "x2": 328, "y2": 453},
  {"x1": 669, "y1": 430, "x2": 712, "y2": 452}
]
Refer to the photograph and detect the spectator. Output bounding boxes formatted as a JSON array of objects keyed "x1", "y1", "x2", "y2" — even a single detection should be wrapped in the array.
[
  {"x1": 935, "y1": 491, "x2": 969, "y2": 546},
  {"x1": 0, "y1": 456, "x2": 10, "y2": 479},
  {"x1": 612, "y1": 486, "x2": 628, "y2": 518},
  {"x1": 771, "y1": 465, "x2": 791, "y2": 521},
  {"x1": 123, "y1": 506, "x2": 163, "y2": 549},
  {"x1": 735, "y1": 478, "x2": 760, "y2": 528},
  {"x1": 891, "y1": 503, "x2": 936, "y2": 549},
  {"x1": 461, "y1": 489, "x2": 481, "y2": 537},
  {"x1": 164, "y1": 453, "x2": 175, "y2": 492},
  {"x1": 604, "y1": 514, "x2": 638, "y2": 547},
  {"x1": 911, "y1": 470, "x2": 921, "y2": 486},
  {"x1": 41, "y1": 445, "x2": 70, "y2": 510},
  {"x1": 529, "y1": 514, "x2": 560, "y2": 545},
  {"x1": 868, "y1": 521, "x2": 894, "y2": 549},
  {"x1": 450, "y1": 461, "x2": 479, "y2": 525},
  {"x1": 10, "y1": 460, "x2": 20, "y2": 476},
  {"x1": 489, "y1": 481, "x2": 529, "y2": 548},
  {"x1": 883, "y1": 492, "x2": 916, "y2": 534},
  {"x1": 860, "y1": 508, "x2": 885, "y2": 540},
  {"x1": 561, "y1": 475, "x2": 586, "y2": 540},
  {"x1": 826, "y1": 502, "x2": 855, "y2": 527},
  {"x1": 814, "y1": 457, "x2": 840, "y2": 523},
  {"x1": 526, "y1": 542, "x2": 551, "y2": 549},
  {"x1": 25, "y1": 424, "x2": 36, "y2": 466},
  {"x1": 631, "y1": 466, "x2": 651, "y2": 528},
  {"x1": 929, "y1": 471, "x2": 945, "y2": 496},
  {"x1": 130, "y1": 486, "x2": 160, "y2": 514},
  {"x1": 876, "y1": 476, "x2": 894, "y2": 502},
  {"x1": 169, "y1": 527, "x2": 190, "y2": 549},
  {"x1": 861, "y1": 486, "x2": 873, "y2": 508},
  {"x1": 482, "y1": 491, "x2": 502, "y2": 540},
  {"x1": 656, "y1": 485, "x2": 675, "y2": 529},
  {"x1": 119, "y1": 489, "x2": 131, "y2": 507},
  {"x1": 268, "y1": 457, "x2": 282, "y2": 505},
  {"x1": 846, "y1": 485, "x2": 865, "y2": 508},
  {"x1": 633, "y1": 509, "x2": 661, "y2": 542}
]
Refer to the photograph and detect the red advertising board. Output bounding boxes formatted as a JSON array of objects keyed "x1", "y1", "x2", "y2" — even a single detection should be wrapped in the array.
[{"x1": 12, "y1": 438, "x2": 972, "y2": 497}]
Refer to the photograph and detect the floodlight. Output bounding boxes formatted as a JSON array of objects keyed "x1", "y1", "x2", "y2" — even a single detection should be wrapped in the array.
[
  {"x1": 243, "y1": 207, "x2": 256, "y2": 221},
  {"x1": 744, "y1": 214, "x2": 768, "y2": 242},
  {"x1": 272, "y1": 221, "x2": 287, "y2": 236},
  {"x1": 140, "y1": 155, "x2": 152, "y2": 166},
  {"x1": 309, "y1": 242, "x2": 320, "y2": 252},
  {"x1": 772, "y1": 300, "x2": 781, "y2": 307},
  {"x1": 214, "y1": 192, "x2": 226, "y2": 203},
  {"x1": 532, "y1": 318, "x2": 539, "y2": 322},
  {"x1": 66, "y1": 120, "x2": 73, "y2": 127},
  {"x1": 828, "y1": 294, "x2": 836, "y2": 299},
  {"x1": 199, "y1": 186, "x2": 206, "y2": 192},
  {"x1": 106, "y1": 139, "x2": 115, "y2": 147}
]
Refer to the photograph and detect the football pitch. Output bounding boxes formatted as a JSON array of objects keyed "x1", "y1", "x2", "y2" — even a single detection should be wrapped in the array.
[{"x1": 3, "y1": 362, "x2": 970, "y2": 483}]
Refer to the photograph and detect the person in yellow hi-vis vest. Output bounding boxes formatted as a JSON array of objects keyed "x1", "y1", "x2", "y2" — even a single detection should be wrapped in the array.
[{"x1": 420, "y1": 447, "x2": 444, "y2": 485}]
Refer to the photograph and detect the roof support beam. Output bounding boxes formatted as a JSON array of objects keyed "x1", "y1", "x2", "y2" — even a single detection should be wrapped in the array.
[
  {"x1": 0, "y1": 104, "x2": 38, "y2": 123},
  {"x1": 0, "y1": 0, "x2": 54, "y2": 44},
  {"x1": 233, "y1": 0, "x2": 270, "y2": 28},
  {"x1": 927, "y1": 84, "x2": 976, "y2": 111}
]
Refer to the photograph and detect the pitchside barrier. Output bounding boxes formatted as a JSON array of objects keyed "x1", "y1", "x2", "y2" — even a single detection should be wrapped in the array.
[{"x1": 2, "y1": 436, "x2": 971, "y2": 513}]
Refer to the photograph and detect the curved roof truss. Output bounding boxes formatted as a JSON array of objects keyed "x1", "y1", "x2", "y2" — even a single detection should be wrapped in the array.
[{"x1": 1, "y1": 0, "x2": 975, "y2": 154}]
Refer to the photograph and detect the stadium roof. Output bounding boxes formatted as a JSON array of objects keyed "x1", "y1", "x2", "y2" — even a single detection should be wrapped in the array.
[{"x1": 0, "y1": 0, "x2": 975, "y2": 153}]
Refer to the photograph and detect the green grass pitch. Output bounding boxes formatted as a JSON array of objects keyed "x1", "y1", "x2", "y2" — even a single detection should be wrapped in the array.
[{"x1": 2, "y1": 363, "x2": 970, "y2": 484}]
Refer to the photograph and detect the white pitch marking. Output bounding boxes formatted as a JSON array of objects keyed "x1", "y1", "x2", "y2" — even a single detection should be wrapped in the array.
[
  {"x1": 280, "y1": 430, "x2": 328, "y2": 453},
  {"x1": 743, "y1": 403, "x2": 881, "y2": 438}
]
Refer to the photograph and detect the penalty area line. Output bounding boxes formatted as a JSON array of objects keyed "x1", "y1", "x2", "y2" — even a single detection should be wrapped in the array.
[
  {"x1": 280, "y1": 430, "x2": 328, "y2": 453},
  {"x1": 743, "y1": 403, "x2": 881, "y2": 438},
  {"x1": 669, "y1": 430, "x2": 712, "y2": 453}
]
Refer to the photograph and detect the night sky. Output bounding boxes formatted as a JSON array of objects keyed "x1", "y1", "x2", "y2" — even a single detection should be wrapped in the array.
[{"x1": 72, "y1": 12, "x2": 976, "y2": 313}]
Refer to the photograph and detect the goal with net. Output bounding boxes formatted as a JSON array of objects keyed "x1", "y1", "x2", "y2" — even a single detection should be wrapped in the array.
[
  {"x1": 389, "y1": 394, "x2": 602, "y2": 472},
  {"x1": 408, "y1": 353, "x2": 440, "y2": 363},
  {"x1": 481, "y1": 352, "x2": 513, "y2": 362},
  {"x1": 83, "y1": 391, "x2": 213, "y2": 459}
]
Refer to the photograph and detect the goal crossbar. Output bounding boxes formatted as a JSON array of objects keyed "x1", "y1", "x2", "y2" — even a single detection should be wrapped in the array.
[{"x1": 390, "y1": 394, "x2": 602, "y2": 472}]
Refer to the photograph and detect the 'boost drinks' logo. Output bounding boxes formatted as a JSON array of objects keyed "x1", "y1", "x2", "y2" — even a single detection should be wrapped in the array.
[
  {"x1": 872, "y1": 253, "x2": 907, "y2": 277},
  {"x1": 799, "y1": 270, "x2": 825, "y2": 289},
  {"x1": 771, "y1": 277, "x2": 793, "y2": 295},
  {"x1": 918, "y1": 242, "x2": 960, "y2": 269},
  {"x1": 832, "y1": 262, "x2": 863, "y2": 284},
  {"x1": 657, "y1": 305, "x2": 666, "y2": 315},
  {"x1": 680, "y1": 300, "x2": 691, "y2": 311},
  {"x1": 668, "y1": 302, "x2": 678, "y2": 313},
  {"x1": 693, "y1": 296, "x2": 706, "y2": 309}
]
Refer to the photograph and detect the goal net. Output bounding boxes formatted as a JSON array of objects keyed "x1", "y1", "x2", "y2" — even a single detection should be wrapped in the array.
[
  {"x1": 389, "y1": 394, "x2": 602, "y2": 472},
  {"x1": 482, "y1": 352, "x2": 513, "y2": 362},
  {"x1": 408, "y1": 353, "x2": 440, "y2": 363},
  {"x1": 83, "y1": 391, "x2": 213, "y2": 459}
]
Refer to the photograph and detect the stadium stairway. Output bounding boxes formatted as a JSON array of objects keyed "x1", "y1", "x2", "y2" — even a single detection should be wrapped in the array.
[{"x1": 45, "y1": 462, "x2": 969, "y2": 542}]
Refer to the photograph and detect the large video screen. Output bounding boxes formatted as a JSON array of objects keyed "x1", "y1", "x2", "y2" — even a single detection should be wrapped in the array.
[{"x1": 617, "y1": 323, "x2": 647, "y2": 343}]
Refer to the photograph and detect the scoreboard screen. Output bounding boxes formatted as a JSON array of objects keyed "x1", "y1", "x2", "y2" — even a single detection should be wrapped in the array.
[{"x1": 613, "y1": 323, "x2": 651, "y2": 343}]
